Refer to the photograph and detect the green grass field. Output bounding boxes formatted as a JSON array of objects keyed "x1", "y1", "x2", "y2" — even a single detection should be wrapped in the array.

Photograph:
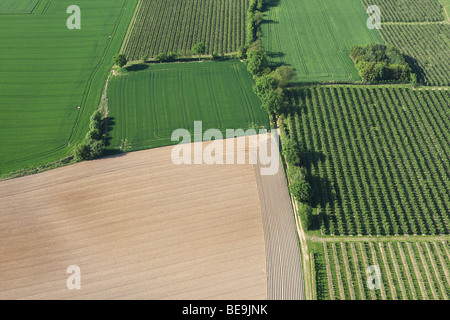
[
  {"x1": 0, "y1": 0, "x2": 137, "y2": 177},
  {"x1": 0, "y1": 0, "x2": 39, "y2": 13},
  {"x1": 261, "y1": 0, "x2": 383, "y2": 83},
  {"x1": 107, "y1": 61, "x2": 269, "y2": 150}
]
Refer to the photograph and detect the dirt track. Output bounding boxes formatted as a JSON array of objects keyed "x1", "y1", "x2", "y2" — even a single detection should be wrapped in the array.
[{"x1": 0, "y1": 140, "x2": 268, "y2": 299}]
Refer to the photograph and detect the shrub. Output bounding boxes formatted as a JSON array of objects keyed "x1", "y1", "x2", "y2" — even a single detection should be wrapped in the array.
[
  {"x1": 261, "y1": 88, "x2": 284, "y2": 115},
  {"x1": 253, "y1": 75, "x2": 278, "y2": 98},
  {"x1": 246, "y1": 49, "x2": 269, "y2": 77},
  {"x1": 290, "y1": 178, "x2": 312, "y2": 203},
  {"x1": 113, "y1": 54, "x2": 127, "y2": 68},
  {"x1": 271, "y1": 65, "x2": 296, "y2": 86},
  {"x1": 298, "y1": 203, "x2": 314, "y2": 230},
  {"x1": 282, "y1": 138, "x2": 302, "y2": 167}
]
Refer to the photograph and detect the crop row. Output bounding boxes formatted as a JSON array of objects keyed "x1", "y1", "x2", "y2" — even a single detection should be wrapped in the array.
[
  {"x1": 361, "y1": 0, "x2": 445, "y2": 22},
  {"x1": 123, "y1": 0, "x2": 249, "y2": 60},
  {"x1": 320, "y1": 241, "x2": 450, "y2": 299},
  {"x1": 285, "y1": 86, "x2": 449, "y2": 236},
  {"x1": 381, "y1": 24, "x2": 450, "y2": 86}
]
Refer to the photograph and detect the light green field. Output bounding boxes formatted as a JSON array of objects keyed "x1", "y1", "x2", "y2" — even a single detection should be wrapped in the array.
[
  {"x1": 0, "y1": 0, "x2": 138, "y2": 177},
  {"x1": 0, "y1": 0, "x2": 39, "y2": 13},
  {"x1": 107, "y1": 61, "x2": 269, "y2": 150},
  {"x1": 262, "y1": 0, "x2": 383, "y2": 83}
]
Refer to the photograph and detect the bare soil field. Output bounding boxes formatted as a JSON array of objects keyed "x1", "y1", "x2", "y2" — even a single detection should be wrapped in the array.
[{"x1": 0, "y1": 139, "x2": 268, "y2": 299}]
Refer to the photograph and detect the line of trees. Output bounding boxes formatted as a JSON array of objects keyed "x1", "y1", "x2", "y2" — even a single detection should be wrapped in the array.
[
  {"x1": 241, "y1": 0, "x2": 314, "y2": 229},
  {"x1": 74, "y1": 110, "x2": 106, "y2": 161}
]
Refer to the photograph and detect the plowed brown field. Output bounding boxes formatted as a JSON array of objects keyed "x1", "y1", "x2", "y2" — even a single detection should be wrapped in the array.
[{"x1": 0, "y1": 140, "x2": 268, "y2": 299}]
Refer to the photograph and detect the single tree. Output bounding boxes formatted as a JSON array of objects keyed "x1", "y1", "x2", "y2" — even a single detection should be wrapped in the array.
[
  {"x1": 156, "y1": 53, "x2": 167, "y2": 63},
  {"x1": 246, "y1": 49, "x2": 269, "y2": 77},
  {"x1": 192, "y1": 42, "x2": 206, "y2": 61},
  {"x1": 253, "y1": 75, "x2": 278, "y2": 98},
  {"x1": 271, "y1": 65, "x2": 296, "y2": 87},
  {"x1": 261, "y1": 88, "x2": 284, "y2": 115},
  {"x1": 282, "y1": 138, "x2": 302, "y2": 166},
  {"x1": 113, "y1": 54, "x2": 127, "y2": 68},
  {"x1": 74, "y1": 143, "x2": 92, "y2": 161}
]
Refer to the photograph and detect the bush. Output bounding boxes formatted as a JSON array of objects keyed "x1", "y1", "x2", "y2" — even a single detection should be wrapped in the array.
[
  {"x1": 212, "y1": 52, "x2": 220, "y2": 60},
  {"x1": 261, "y1": 88, "x2": 284, "y2": 115},
  {"x1": 271, "y1": 65, "x2": 296, "y2": 86},
  {"x1": 298, "y1": 203, "x2": 314, "y2": 230},
  {"x1": 238, "y1": 45, "x2": 248, "y2": 59},
  {"x1": 282, "y1": 138, "x2": 302, "y2": 167},
  {"x1": 290, "y1": 178, "x2": 312, "y2": 203},
  {"x1": 86, "y1": 128, "x2": 102, "y2": 141},
  {"x1": 156, "y1": 53, "x2": 167, "y2": 62},
  {"x1": 246, "y1": 49, "x2": 269, "y2": 77},
  {"x1": 253, "y1": 75, "x2": 278, "y2": 98},
  {"x1": 74, "y1": 143, "x2": 92, "y2": 161},
  {"x1": 113, "y1": 54, "x2": 127, "y2": 68}
]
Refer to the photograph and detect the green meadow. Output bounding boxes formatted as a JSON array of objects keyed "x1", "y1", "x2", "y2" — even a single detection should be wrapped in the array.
[
  {"x1": 0, "y1": 0, "x2": 39, "y2": 13},
  {"x1": 0, "y1": 0, "x2": 137, "y2": 176},
  {"x1": 262, "y1": 0, "x2": 383, "y2": 83},
  {"x1": 107, "y1": 61, "x2": 269, "y2": 151}
]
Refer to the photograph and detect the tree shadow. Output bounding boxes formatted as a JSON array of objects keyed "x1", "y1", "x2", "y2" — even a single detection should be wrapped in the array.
[
  {"x1": 103, "y1": 116, "x2": 115, "y2": 147},
  {"x1": 404, "y1": 54, "x2": 425, "y2": 84},
  {"x1": 263, "y1": 0, "x2": 281, "y2": 11},
  {"x1": 267, "y1": 51, "x2": 285, "y2": 59},
  {"x1": 125, "y1": 64, "x2": 149, "y2": 72},
  {"x1": 261, "y1": 19, "x2": 279, "y2": 25}
]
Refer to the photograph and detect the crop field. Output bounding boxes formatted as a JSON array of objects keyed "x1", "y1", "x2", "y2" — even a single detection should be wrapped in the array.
[
  {"x1": 0, "y1": 0, "x2": 40, "y2": 13},
  {"x1": 360, "y1": 0, "x2": 446, "y2": 22},
  {"x1": 122, "y1": 0, "x2": 249, "y2": 60},
  {"x1": 314, "y1": 241, "x2": 450, "y2": 300},
  {"x1": 284, "y1": 86, "x2": 450, "y2": 236},
  {"x1": 107, "y1": 61, "x2": 269, "y2": 151},
  {"x1": 0, "y1": 144, "x2": 269, "y2": 299},
  {"x1": 0, "y1": 0, "x2": 138, "y2": 177},
  {"x1": 443, "y1": 0, "x2": 450, "y2": 18},
  {"x1": 380, "y1": 24, "x2": 450, "y2": 86},
  {"x1": 261, "y1": 0, "x2": 383, "y2": 83}
]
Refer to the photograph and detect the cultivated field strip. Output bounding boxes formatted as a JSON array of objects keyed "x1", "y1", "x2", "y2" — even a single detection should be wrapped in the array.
[
  {"x1": 380, "y1": 23, "x2": 450, "y2": 86},
  {"x1": 253, "y1": 147, "x2": 304, "y2": 300},
  {"x1": 360, "y1": 0, "x2": 446, "y2": 22},
  {"x1": 262, "y1": 0, "x2": 383, "y2": 82},
  {"x1": 286, "y1": 86, "x2": 450, "y2": 236},
  {"x1": 0, "y1": 0, "x2": 138, "y2": 176},
  {"x1": 320, "y1": 241, "x2": 450, "y2": 300},
  {"x1": 123, "y1": 0, "x2": 249, "y2": 60},
  {"x1": 0, "y1": 141, "x2": 271, "y2": 299},
  {"x1": 107, "y1": 61, "x2": 269, "y2": 152}
]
